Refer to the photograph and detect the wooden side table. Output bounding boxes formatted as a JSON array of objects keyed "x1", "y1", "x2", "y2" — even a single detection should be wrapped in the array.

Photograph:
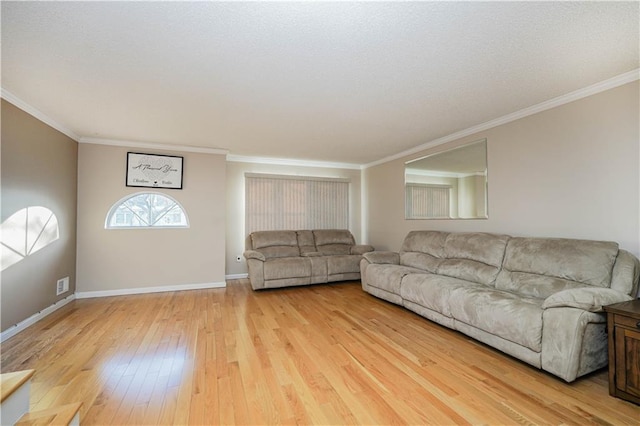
[{"x1": 604, "y1": 299, "x2": 640, "y2": 405}]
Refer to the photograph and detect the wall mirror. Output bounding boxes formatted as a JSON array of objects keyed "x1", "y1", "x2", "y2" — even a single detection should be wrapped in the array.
[{"x1": 405, "y1": 139, "x2": 488, "y2": 219}]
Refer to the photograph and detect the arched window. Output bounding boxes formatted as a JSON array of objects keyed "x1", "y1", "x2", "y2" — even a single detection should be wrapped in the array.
[{"x1": 105, "y1": 192, "x2": 189, "y2": 229}]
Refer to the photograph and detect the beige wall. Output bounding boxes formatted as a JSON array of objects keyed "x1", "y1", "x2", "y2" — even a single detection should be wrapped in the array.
[
  {"x1": 226, "y1": 161, "x2": 362, "y2": 276},
  {"x1": 3, "y1": 77, "x2": 637, "y2": 315},
  {"x1": 1, "y1": 100, "x2": 78, "y2": 332},
  {"x1": 76, "y1": 144, "x2": 226, "y2": 293},
  {"x1": 365, "y1": 81, "x2": 640, "y2": 257}
]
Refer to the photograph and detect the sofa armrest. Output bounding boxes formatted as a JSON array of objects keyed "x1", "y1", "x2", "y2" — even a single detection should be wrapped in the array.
[
  {"x1": 350, "y1": 245, "x2": 374, "y2": 255},
  {"x1": 362, "y1": 251, "x2": 399, "y2": 265},
  {"x1": 243, "y1": 250, "x2": 266, "y2": 262},
  {"x1": 541, "y1": 307, "x2": 607, "y2": 381},
  {"x1": 542, "y1": 287, "x2": 633, "y2": 312},
  {"x1": 302, "y1": 251, "x2": 323, "y2": 257}
]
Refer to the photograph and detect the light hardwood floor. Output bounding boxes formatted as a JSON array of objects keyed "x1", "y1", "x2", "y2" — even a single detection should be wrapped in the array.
[{"x1": 1, "y1": 280, "x2": 638, "y2": 425}]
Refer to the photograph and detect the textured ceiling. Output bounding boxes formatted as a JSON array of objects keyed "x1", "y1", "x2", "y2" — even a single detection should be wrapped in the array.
[
  {"x1": 2, "y1": 2, "x2": 638, "y2": 165},
  {"x1": 407, "y1": 140, "x2": 487, "y2": 175}
]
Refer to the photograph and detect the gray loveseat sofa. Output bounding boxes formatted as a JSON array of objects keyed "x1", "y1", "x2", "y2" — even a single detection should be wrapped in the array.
[
  {"x1": 244, "y1": 229, "x2": 374, "y2": 290},
  {"x1": 360, "y1": 230, "x2": 640, "y2": 382}
]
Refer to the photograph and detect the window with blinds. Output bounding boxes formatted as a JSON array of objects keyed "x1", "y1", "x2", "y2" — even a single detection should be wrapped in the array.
[
  {"x1": 245, "y1": 173, "x2": 349, "y2": 234},
  {"x1": 405, "y1": 183, "x2": 451, "y2": 219}
]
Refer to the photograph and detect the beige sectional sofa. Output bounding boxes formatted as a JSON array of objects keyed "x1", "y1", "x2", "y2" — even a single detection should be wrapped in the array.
[
  {"x1": 360, "y1": 230, "x2": 640, "y2": 382},
  {"x1": 244, "y1": 229, "x2": 373, "y2": 290}
]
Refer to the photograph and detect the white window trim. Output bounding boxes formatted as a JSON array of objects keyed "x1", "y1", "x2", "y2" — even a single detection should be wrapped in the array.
[{"x1": 105, "y1": 191, "x2": 190, "y2": 229}]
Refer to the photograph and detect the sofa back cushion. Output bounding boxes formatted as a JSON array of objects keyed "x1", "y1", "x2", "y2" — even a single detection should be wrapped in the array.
[
  {"x1": 250, "y1": 230, "x2": 300, "y2": 259},
  {"x1": 313, "y1": 229, "x2": 355, "y2": 255},
  {"x1": 399, "y1": 231, "x2": 448, "y2": 272},
  {"x1": 296, "y1": 230, "x2": 317, "y2": 255},
  {"x1": 495, "y1": 237, "x2": 619, "y2": 298},
  {"x1": 436, "y1": 232, "x2": 510, "y2": 286}
]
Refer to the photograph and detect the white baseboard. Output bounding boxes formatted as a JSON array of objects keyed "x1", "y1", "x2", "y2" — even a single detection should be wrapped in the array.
[
  {"x1": 1, "y1": 294, "x2": 76, "y2": 343},
  {"x1": 75, "y1": 281, "x2": 227, "y2": 299},
  {"x1": 225, "y1": 273, "x2": 248, "y2": 280}
]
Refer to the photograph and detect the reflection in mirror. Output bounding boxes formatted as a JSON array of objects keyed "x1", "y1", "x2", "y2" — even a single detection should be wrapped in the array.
[{"x1": 405, "y1": 139, "x2": 488, "y2": 219}]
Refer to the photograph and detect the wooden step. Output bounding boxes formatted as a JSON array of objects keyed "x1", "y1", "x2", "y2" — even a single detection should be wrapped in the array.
[
  {"x1": 16, "y1": 402, "x2": 82, "y2": 426},
  {"x1": 1, "y1": 370, "x2": 35, "y2": 403},
  {"x1": 1, "y1": 370, "x2": 35, "y2": 425}
]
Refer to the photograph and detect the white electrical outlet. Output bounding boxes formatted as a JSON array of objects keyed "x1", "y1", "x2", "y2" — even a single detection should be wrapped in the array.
[{"x1": 56, "y1": 277, "x2": 69, "y2": 295}]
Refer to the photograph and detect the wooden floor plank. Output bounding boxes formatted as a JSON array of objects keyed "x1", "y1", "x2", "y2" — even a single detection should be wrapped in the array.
[{"x1": 2, "y1": 280, "x2": 639, "y2": 425}]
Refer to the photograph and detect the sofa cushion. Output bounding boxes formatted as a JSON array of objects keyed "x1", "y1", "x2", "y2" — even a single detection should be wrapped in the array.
[
  {"x1": 437, "y1": 259, "x2": 502, "y2": 287},
  {"x1": 496, "y1": 237, "x2": 619, "y2": 297},
  {"x1": 449, "y1": 286, "x2": 544, "y2": 352},
  {"x1": 365, "y1": 264, "x2": 424, "y2": 295},
  {"x1": 400, "y1": 252, "x2": 441, "y2": 273},
  {"x1": 401, "y1": 273, "x2": 479, "y2": 317},
  {"x1": 436, "y1": 233, "x2": 509, "y2": 286},
  {"x1": 263, "y1": 257, "x2": 311, "y2": 280},
  {"x1": 399, "y1": 231, "x2": 448, "y2": 272},
  {"x1": 400, "y1": 230, "x2": 448, "y2": 257},
  {"x1": 496, "y1": 271, "x2": 589, "y2": 299},
  {"x1": 258, "y1": 246, "x2": 299, "y2": 259},
  {"x1": 443, "y1": 232, "x2": 509, "y2": 267},
  {"x1": 313, "y1": 229, "x2": 355, "y2": 245},
  {"x1": 313, "y1": 229, "x2": 355, "y2": 255},
  {"x1": 251, "y1": 230, "x2": 298, "y2": 249},
  {"x1": 296, "y1": 230, "x2": 317, "y2": 255},
  {"x1": 327, "y1": 255, "x2": 361, "y2": 275},
  {"x1": 251, "y1": 231, "x2": 300, "y2": 259}
]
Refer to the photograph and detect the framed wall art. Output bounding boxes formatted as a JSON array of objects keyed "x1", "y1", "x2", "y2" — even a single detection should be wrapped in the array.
[{"x1": 126, "y1": 152, "x2": 184, "y2": 189}]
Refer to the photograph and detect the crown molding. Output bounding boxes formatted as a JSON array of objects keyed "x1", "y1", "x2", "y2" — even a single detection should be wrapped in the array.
[
  {"x1": 364, "y1": 68, "x2": 640, "y2": 169},
  {"x1": 1, "y1": 88, "x2": 81, "y2": 141},
  {"x1": 80, "y1": 137, "x2": 229, "y2": 155},
  {"x1": 226, "y1": 154, "x2": 362, "y2": 170}
]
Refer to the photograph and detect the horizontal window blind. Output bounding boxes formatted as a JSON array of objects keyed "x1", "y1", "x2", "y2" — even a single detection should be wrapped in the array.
[
  {"x1": 405, "y1": 183, "x2": 451, "y2": 219},
  {"x1": 245, "y1": 173, "x2": 349, "y2": 234}
]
